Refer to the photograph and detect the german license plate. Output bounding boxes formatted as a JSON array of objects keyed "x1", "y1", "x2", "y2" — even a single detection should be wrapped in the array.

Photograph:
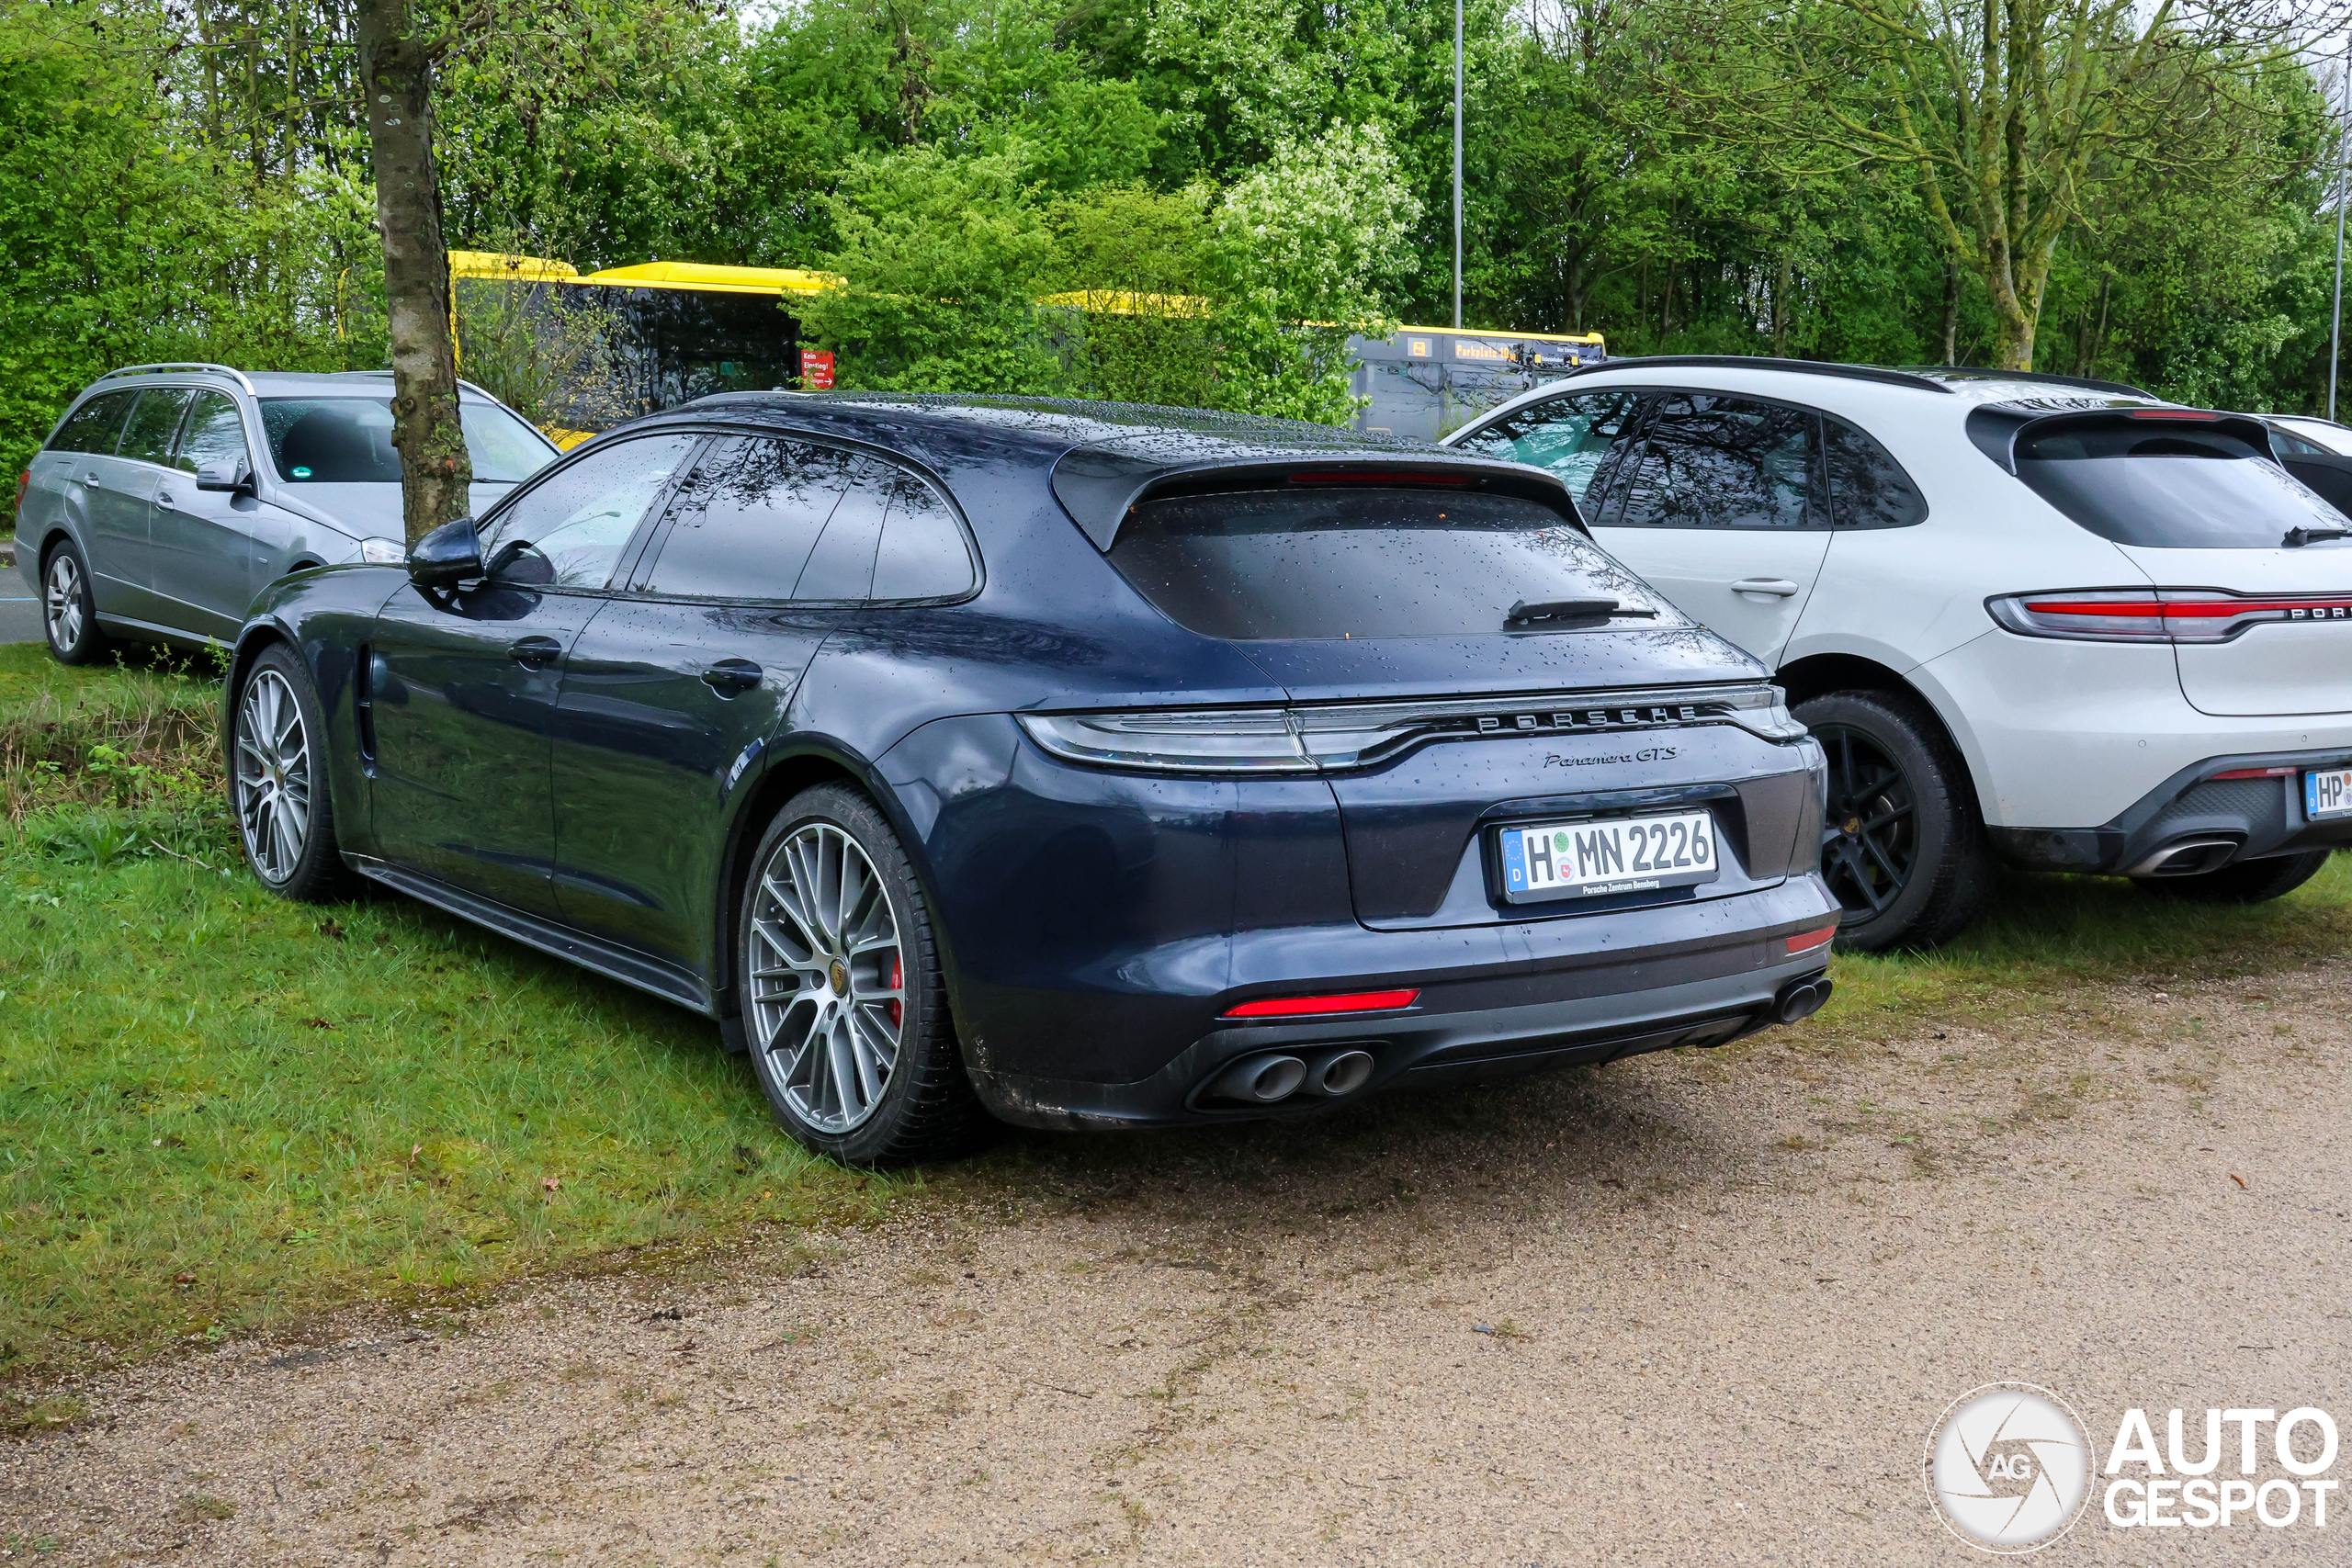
[
  {"x1": 2306, "y1": 768, "x2": 2352, "y2": 819},
  {"x1": 1498, "y1": 810, "x2": 1719, "y2": 903}
]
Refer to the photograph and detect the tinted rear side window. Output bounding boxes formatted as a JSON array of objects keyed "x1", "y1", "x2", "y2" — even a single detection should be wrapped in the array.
[
  {"x1": 1109, "y1": 487, "x2": 1662, "y2": 640},
  {"x1": 49, "y1": 391, "x2": 138, "y2": 455},
  {"x1": 642, "y1": 436, "x2": 855, "y2": 599},
  {"x1": 1824, "y1": 418, "x2": 1928, "y2": 528},
  {"x1": 1608, "y1": 394, "x2": 1816, "y2": 529},
  {"x1": 2014, "y1": 419, "x2": 2343, "y2": 548}
]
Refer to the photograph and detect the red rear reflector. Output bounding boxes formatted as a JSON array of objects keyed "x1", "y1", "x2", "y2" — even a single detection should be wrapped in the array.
[
  {"x1": 2127, "y1": 410, "x2": 2222, "y2": 421},
  {"x1": 1290, "y1": 470, "x2": 1475, "y2": 488},
  {"x1": 1222, "y1": 987, "x2": 1420, "y2": 1019},
  {"x1": 1787, "y1": 925, "x2": 1838, "y2": 954},
  {"x1": 2211, "y1": 766, "x2": 2297, "y2": 780},
  {"x1": 12, "y1": 469, "x2": 26, "y2": 509}
]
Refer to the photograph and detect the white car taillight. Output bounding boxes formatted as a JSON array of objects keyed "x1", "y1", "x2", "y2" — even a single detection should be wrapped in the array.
[{"x1": 1987, "y1": 588, "x2": 2352, "y2": 644}]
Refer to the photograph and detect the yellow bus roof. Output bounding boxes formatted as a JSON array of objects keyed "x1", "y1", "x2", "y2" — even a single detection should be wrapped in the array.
[
  {"x1": 578, "y1": 261, "x2": 837, "y2": 297},
  {"x1": 449, "y1": 252, "x2": 835, "y2": 296},
  {"x1": 448, "y1": 250, "x2": 580, "y2": 280},
  {"x1": 1387, "y1": 324, "x2": 1605, "y2": 345}
]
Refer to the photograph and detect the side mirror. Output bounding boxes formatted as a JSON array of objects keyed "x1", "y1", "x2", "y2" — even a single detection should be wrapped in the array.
[
  {"x1": 195, "y1": 457, "x2": 254, "y2": 495},
  {"x1": 406, "y1": 517, "x2": 483, "y2": 589}
]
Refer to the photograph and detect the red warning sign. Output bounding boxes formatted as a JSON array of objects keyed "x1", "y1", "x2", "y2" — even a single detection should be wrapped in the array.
[{"x1": 799, "y1": 349, "x2": 835, "y2": 389}]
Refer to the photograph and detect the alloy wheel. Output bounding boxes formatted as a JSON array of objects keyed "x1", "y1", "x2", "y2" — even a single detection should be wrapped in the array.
[
  {"x1": 746, "y1": 822, "x2": 907, "y2": 1134},
  {"x1": 44, "y1": 552, "x2": 85, "y2": 652},
  {"x1": 1815, "y1": 722, "x2": 1919, "y2": 920},
  {"x1": 233, "y1": 670, "x2": 313, "y2": 885}
]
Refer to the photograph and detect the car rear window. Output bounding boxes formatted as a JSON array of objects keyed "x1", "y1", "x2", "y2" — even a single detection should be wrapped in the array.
[
  {"x1": 2014, "y1": 417, "x2": 2346, "y2": 548},
  {"x1": 1108, "y1": 485, "x2": 1663, "y2": 640},
  {"x1": 258, "y1": 398, "x2": 553, "y2": 484}
]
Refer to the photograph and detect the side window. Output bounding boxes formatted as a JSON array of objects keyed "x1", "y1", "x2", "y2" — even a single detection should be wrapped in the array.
[
  {"x1": 639, "y1": 436, "x2": 857, "y2": 600},
  {"x1": 119, "y1": 389, "x2": 195, "y2": 468},
  {"x1": 1453, "y1": 390, "x2": 1642, "y2": 504},
  {"x1": 1609, "y1": 394, "x2": 1816, "y2": 529},
  {"x1": 869, "y1": 465, "x2": 978, "y2": 600},
  {"x1": 2269, "y1": 424, "x2": 2325, "y2": 458},
  {"x1": 482, "y1": 433, "x2": 699, "y2": 590},
  {"x1": 788, "y1": 455, "x2": 889, "y2": 601},
  {"x1": 49, "y1": 391, "x2": 138, "y2": 455},
  {"x1": 1823, "y1": 417, "x2": 1928, "y2": 529},
  {"x1": 175, "y1": 391, "x2": 250, "y2": 476}
]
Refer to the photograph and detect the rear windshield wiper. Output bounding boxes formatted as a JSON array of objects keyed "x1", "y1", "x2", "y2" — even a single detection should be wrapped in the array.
[
  {"x1": 1504, "y1": 597, "x2": 1658, "y2": 629},
  {"x1": 2284, "y1": 525, "x2": 2352, "y2": 547}
]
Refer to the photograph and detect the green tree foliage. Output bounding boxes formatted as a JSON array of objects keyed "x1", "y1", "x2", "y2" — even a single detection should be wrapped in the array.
[
  {"x1": 0, "y1": 1, "x2": 379, "y2": 490},
  {"x1": 3, "y1": 0, "x2": 2346, "y2": 502}
]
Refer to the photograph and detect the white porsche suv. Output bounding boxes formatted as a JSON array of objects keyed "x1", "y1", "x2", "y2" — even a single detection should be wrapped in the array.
[{"x1": 1447, "y1": 358, "x2": 2352, "y2": 950}]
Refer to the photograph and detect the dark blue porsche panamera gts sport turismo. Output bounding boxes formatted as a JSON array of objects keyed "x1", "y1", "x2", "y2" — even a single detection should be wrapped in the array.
[{"x1": 223, "y1": 395, "x2": 1840, "y2": 1165}]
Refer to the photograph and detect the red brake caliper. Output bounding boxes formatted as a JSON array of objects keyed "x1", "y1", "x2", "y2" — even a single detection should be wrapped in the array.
[{"x1": 887, "y1": 955, "x2": 903, "y2": 1030}]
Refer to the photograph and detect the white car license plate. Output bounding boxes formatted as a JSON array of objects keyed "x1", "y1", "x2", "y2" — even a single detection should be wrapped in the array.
[
  {"x1": 1498, "y1": 810, "x2": 1719, "y2": 903},
  {"x1": 2307, "y1": 768, "x2": 2352, "y2": 819}
]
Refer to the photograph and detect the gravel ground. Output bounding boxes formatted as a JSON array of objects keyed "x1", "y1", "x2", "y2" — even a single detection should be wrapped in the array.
[{"x1": 5, "y1": 965, "x2": 2346, "y2": 1564}]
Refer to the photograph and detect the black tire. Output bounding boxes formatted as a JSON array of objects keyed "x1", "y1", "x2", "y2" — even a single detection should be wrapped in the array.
[
  {"x1": 40, "y1": 537, "x2": 109, "y2": 665},
  {"x1": 1795, "y1": 689, "x2": 1991, "y2": 953},
  {"x1": 736, "y1": 784, "x2": 989, "y2": 1167},
  {"x1": 2142, "y1": 849, "x2": 2332, "y2": 905},
  {"x1": 229, "y1": 643, "x2": 355, "y2": 903}
]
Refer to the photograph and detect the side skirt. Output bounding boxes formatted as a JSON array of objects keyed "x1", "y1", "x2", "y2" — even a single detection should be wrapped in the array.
[{"x1": 348, "y1": 856, "x2": 718, "y2": 1018}]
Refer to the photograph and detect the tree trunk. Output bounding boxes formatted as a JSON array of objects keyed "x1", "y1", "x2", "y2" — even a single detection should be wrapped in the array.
[
  {"x1": 356, "y1": 0, "x2": 471, "y2": 545},
  {"x1": 1940, "y1": 259, "x2": 1959, "y2": 364}
]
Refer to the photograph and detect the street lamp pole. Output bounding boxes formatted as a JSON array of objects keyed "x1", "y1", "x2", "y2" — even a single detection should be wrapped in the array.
[
  {"x1": 1439, "y1": 0, "x2": 1458, "y2": 331},
  {"x1": 2333, "y1": 56, "x2": 2350, "y2": 421}
]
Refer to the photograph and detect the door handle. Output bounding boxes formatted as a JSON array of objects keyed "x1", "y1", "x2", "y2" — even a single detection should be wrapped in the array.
[
  {"x1": 510, "y1": 636, "x2": 564, "y2": 670},
  {"x1": 1731, "y1": 578, "x2": 1802, "y2": 598},
  {"x1": 700, "y1": 658, "x2": 763, "y2": 695},
  {"x1": 155, "y1": 491, "x2": 178, "y2": 510}
]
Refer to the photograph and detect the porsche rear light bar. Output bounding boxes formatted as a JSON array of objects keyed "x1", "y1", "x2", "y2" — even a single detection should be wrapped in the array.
[
  {"x1": 1222, "y1": 988, "x2": 1420, "y2": 1020},
  {"x1": 1987, "y1": 588, "x2": 2352, "y2": 644}
]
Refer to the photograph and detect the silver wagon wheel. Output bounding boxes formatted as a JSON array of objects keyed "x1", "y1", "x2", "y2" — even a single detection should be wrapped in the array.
[
  {"x1": 746, "y1": 822, "x2": 907, "y2": 1134},
  {"x1": 44, "y1": 551, "x2": 85, "y2": 651},
  {"x1": 233, "y1": 669, "x2": 313, "y2": 885}
]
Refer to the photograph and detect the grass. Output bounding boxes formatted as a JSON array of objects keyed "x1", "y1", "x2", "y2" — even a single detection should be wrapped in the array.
[
  {"x1": 1815, "y1": 853, "x2": 2352, "y2": 1044},
  {"x1": 1, "y1": 638, "x2": 2347, "y2": 1382},
  {"x1": 0, "y1": 644, "x2": 890, "y2": 1383}
]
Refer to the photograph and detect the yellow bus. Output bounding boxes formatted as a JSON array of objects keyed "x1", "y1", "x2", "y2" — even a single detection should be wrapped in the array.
[
  {"x1": 448, "y1": 252, "x2": 825, "y2": 446},
  {"x1": 1349, "y1": 325, "x2": 1607, "y2": 441},
  {"x1": 453, "y1": 254, "x2": 1604, "y2": 446}
]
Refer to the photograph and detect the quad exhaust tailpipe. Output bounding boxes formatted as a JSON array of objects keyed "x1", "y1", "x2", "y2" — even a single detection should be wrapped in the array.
[
  {"x1": 1774, "y1": 975, "x2": 1834, "y2": 1025},
  {"x1": 1202, "y1": 1047, "x2": 1378, "y2": 1107}
]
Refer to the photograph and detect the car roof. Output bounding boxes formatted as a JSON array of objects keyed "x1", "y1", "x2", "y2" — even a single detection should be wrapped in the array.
[
  {"x1": 634, "y1": 391, "x2": 1574, "y2": 547},
  {"x1": 1460, "y1": 355, "x2": 2173, "y2": 435},
  {"x1": 85, "y1": 367, "x2": 504, "y2": 401},
  {"x1": 668, "y1": 390, "x2": 1440, "y2": 457}
]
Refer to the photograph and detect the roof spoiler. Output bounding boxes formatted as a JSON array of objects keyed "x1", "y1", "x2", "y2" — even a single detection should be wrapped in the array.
[{"x1": 1964, "y1": 404, "x2": 2277, "y2": 475}]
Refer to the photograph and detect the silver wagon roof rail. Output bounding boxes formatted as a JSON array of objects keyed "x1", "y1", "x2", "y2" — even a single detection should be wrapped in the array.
[{"x1": 99, "y1": 363, "x2": 258, "y2": 396}]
